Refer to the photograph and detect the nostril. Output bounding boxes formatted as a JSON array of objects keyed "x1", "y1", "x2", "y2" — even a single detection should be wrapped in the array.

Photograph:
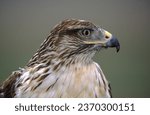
[{"x1": 105, "y1": 35, "x2": 109, "y2": 39}]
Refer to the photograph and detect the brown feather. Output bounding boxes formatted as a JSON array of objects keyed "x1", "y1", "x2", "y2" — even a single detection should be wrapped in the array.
[{"x1": 0, "y1": 71, "x2": 22, "y2": 97}]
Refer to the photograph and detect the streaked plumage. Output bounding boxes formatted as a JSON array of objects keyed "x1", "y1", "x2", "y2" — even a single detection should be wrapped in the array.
[{"x1": 0, "y1": 19, "x2": 120, "y2": 98}]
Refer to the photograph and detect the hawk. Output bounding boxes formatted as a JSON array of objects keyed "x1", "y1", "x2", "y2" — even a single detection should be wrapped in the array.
[{"x1": 0, "y1": 19, "x2": 120, "y2": 98}]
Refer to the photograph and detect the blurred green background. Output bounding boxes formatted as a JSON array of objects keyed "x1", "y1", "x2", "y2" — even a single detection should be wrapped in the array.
[{"x1": 0, "y1": 0, "x2": 150, "y2": 97}]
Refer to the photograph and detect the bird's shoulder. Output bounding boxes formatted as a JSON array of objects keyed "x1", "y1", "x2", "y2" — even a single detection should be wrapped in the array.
[{"x1": 0, "y1": 70, "x2": 22, "y2": 98}]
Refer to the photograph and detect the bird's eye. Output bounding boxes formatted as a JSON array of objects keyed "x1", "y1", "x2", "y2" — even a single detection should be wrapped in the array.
[{"x1": 81, "y1": 29, "x2": 91, "y2": 37}]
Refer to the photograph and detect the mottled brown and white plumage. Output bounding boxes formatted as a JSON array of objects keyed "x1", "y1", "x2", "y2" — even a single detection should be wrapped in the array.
[{"x1": 0, "y1": 19, "x2": 120, "y2": 98}]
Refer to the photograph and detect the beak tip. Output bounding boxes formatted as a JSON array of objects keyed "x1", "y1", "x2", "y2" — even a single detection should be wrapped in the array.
[
  {"x1": 116, "y1": 43, "x2": 120, "y2": 52},
  {"x1": 116, "y1": 46, "x2": 120, "y2": 52}
]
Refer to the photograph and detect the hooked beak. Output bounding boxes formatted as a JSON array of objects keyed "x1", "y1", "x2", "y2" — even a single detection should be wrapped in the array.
[
  {"x1": 83, "y1": 29, "x2": 120, "y2": 52},
  {"x1": 105, "y1": 35, "x2": 120, "y2": 52},
  {"x1": 104, "y1": 31, "x2": 120, "y2": 52}
]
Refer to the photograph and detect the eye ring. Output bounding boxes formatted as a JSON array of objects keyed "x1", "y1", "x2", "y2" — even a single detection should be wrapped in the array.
[{"x1": 81, "y1": 29, "x2": 91, "y2": 37}]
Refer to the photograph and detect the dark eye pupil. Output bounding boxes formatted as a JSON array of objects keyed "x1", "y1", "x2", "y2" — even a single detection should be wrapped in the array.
[{"x1": 83, "y1": 30, "x2": 90, "y2": 36}]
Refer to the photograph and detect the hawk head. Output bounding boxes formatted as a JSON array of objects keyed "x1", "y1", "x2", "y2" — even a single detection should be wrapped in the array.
[{"x1": 28, "y1": 19, "x2": 120, "y2": 66}]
